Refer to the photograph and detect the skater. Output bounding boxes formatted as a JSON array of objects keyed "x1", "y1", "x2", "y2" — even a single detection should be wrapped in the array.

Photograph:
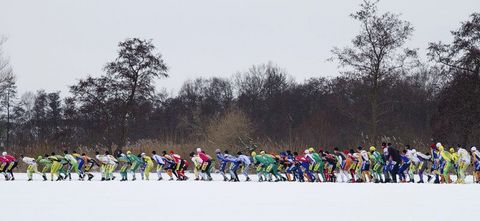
[
  {"x1": 152, "y1": 151, "x2": 165, "y2": 181},
  {"x1": 2, "y1": 152, "x2": 17, "y2": 180},
  {"x1": 415, "y1": 150, "x2": 431, "y2": 183},
  {"x1": 381, "y1": 145, "x2": 391, "y2": 183},
  {"x1": 64, "y1": 151, "x2": 79, "y2": 180},
  {"x1": 37, "y1": 155, "x2": 52, "y2": 180},
  {"x1": 53, "y1": 153, "x2": 69, "y2": 180},
  {"x1": 438, "y1": 145, "x2": 453, "y2": 183},
  {"x1": 324, "y1": 151, "x2": 338, "y2": 182},
  {"x1": 237, "y1": 151, "x2": 251, "y2": 181},
  {"x1": 95, "y1": 151, "x2": 109, "y2": 181},
  {"x1": 162, "y1": 151, "x2": 177, "y2": 180},
  {"x1": 105, "y1": 151, "x2": 118, "y2": 181},
  {"x1": 352, "y1": 149, "x2": 364, "y2": 182},
  {"x1": 280, "y1": 151, "x2": 293, "y2": 181},
  {"x1": 117, "y1": 152, "x2": 130, "y2": 181},
  {"x1": 139, "y1": 154, "x2": 147, "y2": 180},
  {"x1": 251, "y1": 151, "x2": 268, "y2": 182},
  {"x1": 304, "y1": 149, "x2": 317, "y2": 182},
  {"x1": 386, "y1": 143, "x2": 401, "y2": 183},
  {"x1": 227, "y1": 153, "x2": 240, "y2": 181},
  {"x1": 126, "y1": 151, "x2": 142, "y2": 181},
  {"x1": 430, "y1": 144, "x2": 441, "y2": 183},
  {"x1": 406, "y1": 148, "x2": 420, "y2": 183},
  {"x1": 278, "y1": 152, "x2": 292, "y2": 180},
  {"x1": 450, "y1": 147, "x2": 460, "y2": 182},
  {"x1": 350, "y1": 149, "x2": 363, "y2": 182},
  {"x1": 398, "y1": 150, "x2": 411, "y2": 183},
  {"x1": 456, "y1": 147, "x2": 470, "y2": 184},
  {"x1": 170, "y1": 151, "x2": 188, "y2": 180},
  {"x1": 0, "y1": 154, "x2": 9, "y2": 180},
  {"x1": 48, "y1": 153, "x2": 64, "y2": 181},
  {"x1": 21, "y1": 155, "x2": 47, "y2": 181},
  {"x1": 309, "y1": 148, "x2": 324, "y2": 182},
  {"x1": 358, "y1": 146, "x2": 372, "y2": 182},
  {"x1": 471, "y1": 146, "x2": 480, "y2": 183},
  {"x1": 286, "y1": 151, "x2": 302, "y2": 182},
  {"x1": 262, "y1": 151, "x2": 284, "y2": 182},
  {"x1": 81, "y1": 153, "x2": 98, "y2": 181},
  {"x1": 334, "y1": 148, "x2": 349, "y2": 183},
  {"x1": 197, "y1": 148, "x2": 213, "y2": 181},
  {"x1": 296, "y1": 151, "x2": 314, "y2": 182},
  {"x1": 72, "y1": 151, "x2": 85, "y2": 180},
  {"x1": 369, "y1": 146, "x2": 384, "y2": 183},
  {"x1": 190, "y1": 152, "x2": 203, "y2": 180},
  {"x1": 216, "y1": 149, "x2": 230, "y2": 181},
  {"x1": 141, "y1": 153, "x2": 154, "y2": 180}
]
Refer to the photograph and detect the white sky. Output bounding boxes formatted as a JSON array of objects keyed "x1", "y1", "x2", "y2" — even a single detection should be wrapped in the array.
[{"x1": 0, "y1": 0, "x2": 478, "y2": 95}]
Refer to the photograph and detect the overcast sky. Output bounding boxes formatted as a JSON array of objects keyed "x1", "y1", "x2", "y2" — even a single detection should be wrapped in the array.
[{"x1": 0, "y1": 0, "x2": 478, "y2": 95}]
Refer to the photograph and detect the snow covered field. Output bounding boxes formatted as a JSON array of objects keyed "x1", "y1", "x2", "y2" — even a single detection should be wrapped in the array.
[{"x1": 1, "y1": 173, "x2": 478, "y2": 221}]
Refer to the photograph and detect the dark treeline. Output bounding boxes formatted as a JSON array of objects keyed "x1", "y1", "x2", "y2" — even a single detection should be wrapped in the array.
[{"x1": 0, "y1": 1, "x2": 479, "y2": 154}]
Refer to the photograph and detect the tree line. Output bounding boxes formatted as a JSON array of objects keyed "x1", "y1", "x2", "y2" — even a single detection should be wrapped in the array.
[{"x1": 0, "y1": 1, "x2": 479, "y2": 155}]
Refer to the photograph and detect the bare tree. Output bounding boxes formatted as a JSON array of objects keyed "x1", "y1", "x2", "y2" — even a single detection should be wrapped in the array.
[
  {"x1": 104, "y1": 38, "x2": 169, "y2": 148},
  {"x1": 331, "y1": 0, "x2": 417, "y2": 140},
  {"x1": 428, "y1": 13, "x2": 480, "y2": 77},
  {"x1": 429, "y1": 13, "x2": 480, "y2": 146},
  {"x1": 16, "y1": 92, "x2": 36, "y2": 122},
  {"x1": 0, "y1": 37, "x2": 16, "y2": 147},
  {"x1": 0, "y1": 37, "x2": 13, "y2": 80}
]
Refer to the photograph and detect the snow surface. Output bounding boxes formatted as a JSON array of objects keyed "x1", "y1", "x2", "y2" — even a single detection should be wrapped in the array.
[{"x1": 1, "y1": 173, "x2": 479, "y2": 221}]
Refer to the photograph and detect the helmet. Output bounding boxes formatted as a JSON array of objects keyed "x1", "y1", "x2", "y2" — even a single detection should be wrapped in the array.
[
  {"x1": 304, "y1": 149, "x2": 309, "y2": 154},
  {"x1": 196, "y1": 148, "x2": 202, "y2": 153},
  {"x1": 436, "y1": 142, "x2": 442, "y2": 148},
  {"x1": 449, "y1": 148, "x2": 455, "y2": 153},
  {"x1": 126, "y1": 151, "x2": 131, "y2": 155},
  {"x1": 251, "y1": 151, "x2": 257, "y2": 157},
  {"x1": 411, "y1": 149, "x2": 416, "y2": 154},
  {"x1": 472, "y1": 146, "x2": 477, "y2": 151},
  {"x1": 37, "y1": 156, "x2": 43, "y2": 161},
  {"x1": 215, "y1": 149, "x2": 221, "y2": 153},
  {"x1": 141, "y1": 152, "x2": 145, "y2": 156},
  {"x1": 260, "y1": 150, "x2": 265, "y2": 155},
  {"x1": 308, "y1": 148, "x2": 315, "y2": 153},
  {"x1": 369, "y1": 146, "x2": 376, "y2": 151},
  {"x1": 2, "y1": 152, "x2": 6, "y2": 156}
]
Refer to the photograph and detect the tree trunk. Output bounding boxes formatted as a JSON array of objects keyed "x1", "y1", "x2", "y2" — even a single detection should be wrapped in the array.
[
  {"x1": 118, "y1": 76, "x2": 138, "y2": 151},
  {"x1": 370, "y1": 75, "x2": 379, "y2": 142},
  {"x1": 6, "y1": 90, "x2": 10, "y2": 147},
  {"x1": 118, "y1": 112, "x2": 128, "y2": 151}
]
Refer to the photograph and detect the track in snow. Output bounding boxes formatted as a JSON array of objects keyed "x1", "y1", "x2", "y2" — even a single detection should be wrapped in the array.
[{"x1": 1, "y1": 173, "x2": 478, "y2": 221}]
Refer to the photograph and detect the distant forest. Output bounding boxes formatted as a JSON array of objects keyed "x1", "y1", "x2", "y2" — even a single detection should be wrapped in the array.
[{"x1": 0, "y1": 1, "x2": 479, "y2": 155}]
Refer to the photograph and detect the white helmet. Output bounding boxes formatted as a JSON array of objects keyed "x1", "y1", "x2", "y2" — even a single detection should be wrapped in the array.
[
  {"x1": 304, "y1": 149, "x2": 309, "y2": 154},
  {"x1": 436, "y1": 142, "x2": 442, "y2": 148},
  {"x1": 1, "y1": 152, "x2": 6, "y2": 156},
  {"x1": 471, "y1": 146, "x2": 477, "y2": 151},
  {"x1": 141, "y1": 152, "x2": 145, "y2": 156},
  {"x1": 196, "y1": 148, "x2": 202, "y2": 153},
  {"x1": 411, "y1": 149, "x2": 416, "y2": 154}
]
